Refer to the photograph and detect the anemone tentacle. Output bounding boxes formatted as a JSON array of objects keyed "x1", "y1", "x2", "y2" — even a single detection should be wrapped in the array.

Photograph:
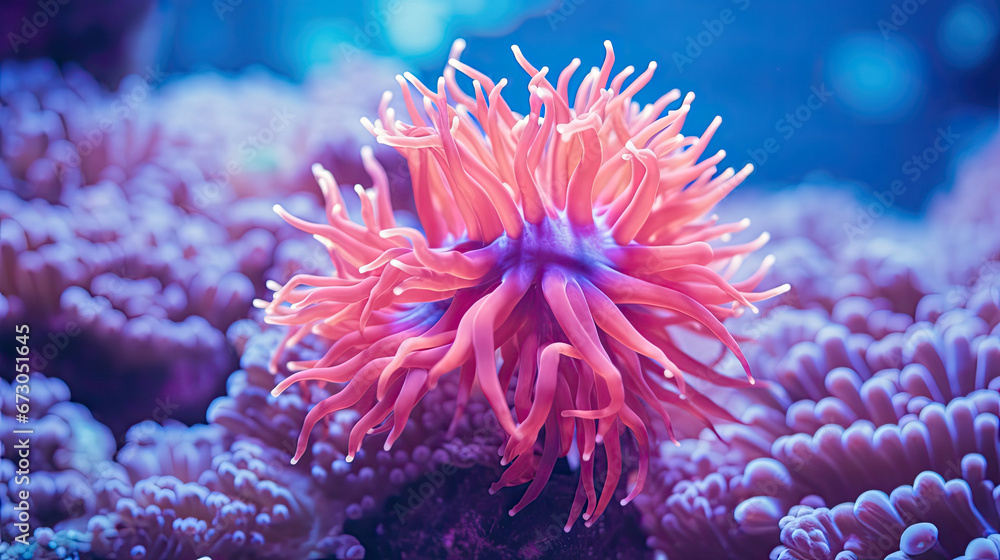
[{"x1": 264, "y1": 40, "x2": 786, "y2": 526}]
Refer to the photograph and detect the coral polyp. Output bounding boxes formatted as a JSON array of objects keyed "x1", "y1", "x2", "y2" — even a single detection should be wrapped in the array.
[{"x1": 261, "y1": 40, "x2": 787, "y2": 527}]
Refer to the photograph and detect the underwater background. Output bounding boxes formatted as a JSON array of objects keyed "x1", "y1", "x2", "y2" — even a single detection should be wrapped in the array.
[{"x1": 1, "y1": 0, "x2": 1000, "y2": 559}]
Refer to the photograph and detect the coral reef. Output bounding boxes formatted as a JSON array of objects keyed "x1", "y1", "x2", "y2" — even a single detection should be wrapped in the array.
[
  {"x1": 636, "y1": 227, "x2": 1000, "y2": 559},
  {"x1": 0, "y1": 57, "x2": 406, "y2": 433},
  {"x1": 3, "y1": 23, "x2": 999, "y2": 560},
  {"x1": 929, "y1": 133, "x2": 1000, "y2": 287}
]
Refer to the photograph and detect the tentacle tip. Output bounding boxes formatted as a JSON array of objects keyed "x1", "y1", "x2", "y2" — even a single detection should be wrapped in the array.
[
  {"x1": 594, "y1": 434, "x2": 604, "y2": 445},
  {"x1": 508, "y1": 509, "x2": 517, "y2": 517},
  {"x1": 563, "y1": 525, "x2": 572, "y2": 533},
  {"x1": 582, "y1": 513, "x2": 591, "y2": 521},
  {"x1": 252, "y1": 298, "x2": 268, "y2": 309},
  {"x1": 776, "y1": 283, "x2": 791, "y2": 294},
  {"x1": 290, "y1": 456, "x2": 300, "y2": 466},
  {"x1": 265, "y1": 279, "x2": 283, "y2": 292},
  {"x1": 269, "y1": 387, "x2": 282, "y2": 398},
  {"x1": 271, "y1": 204, "x2": 284, "y2": 214},
  {"x1": 603, "y1": 39, "x2": 613, "y2": 48},
  {"x1": 345, "y1": 454, "x2": 355, "y2": 463}
]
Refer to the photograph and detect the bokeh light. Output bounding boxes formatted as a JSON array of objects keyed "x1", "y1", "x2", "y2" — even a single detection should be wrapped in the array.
[
  {"x1": 937, "y1": 0, "x2": 1000, "y2": 69},
  {"x1": 826, "y1": 33, "x2": 927, "y2": 121}
]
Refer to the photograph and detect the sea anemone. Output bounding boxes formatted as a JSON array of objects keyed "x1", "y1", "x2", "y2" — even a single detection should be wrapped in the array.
[{"x1": 262, "y1": 40, "x2": 787, "y2": 527}]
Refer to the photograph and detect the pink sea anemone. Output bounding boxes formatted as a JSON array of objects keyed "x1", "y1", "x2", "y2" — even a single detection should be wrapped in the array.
[{"x1": 261, "y1": 40, "x2": 788, "y2": 528}]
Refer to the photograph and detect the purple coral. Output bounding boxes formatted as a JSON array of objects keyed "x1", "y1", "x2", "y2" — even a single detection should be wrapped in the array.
[
  {"x1": 0, "y1": 57, "x2": 412, "y2": 435},
  {"x1": 720, "y1": 186, "x2": 935, "y2": 316},
  {"x1": 636, "y1": 180, "x2": 1000, "y2": 559},
  {"x1": 774, "y1": 453, "x2": 1000, "y2": 560},
  {"x1": 930, "y1": 132, "x2": 1000, "y2": 286},
  {"x1": 209, "y1": 320, "x2": 508, "y2": 555},
  {"x1": 0, "y1": 374, "x2": 117, "y2": 558},
  {"x1": 739, "y1": 282, "x2": 1000, "y2": 558}
]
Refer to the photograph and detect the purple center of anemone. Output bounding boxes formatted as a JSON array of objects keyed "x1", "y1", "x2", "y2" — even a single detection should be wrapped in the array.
[{"x1": 494, "y1": 217, "x2": 610, "y2": 278}]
